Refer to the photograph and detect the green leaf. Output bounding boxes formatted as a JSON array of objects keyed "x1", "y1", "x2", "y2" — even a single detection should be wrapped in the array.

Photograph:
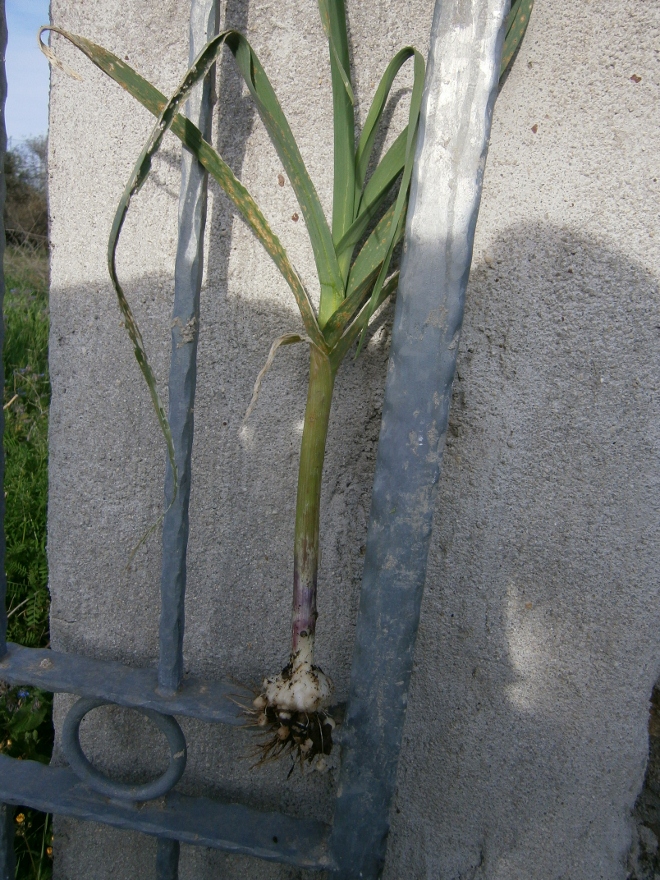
[
  {"x1": 330, "y1": 272, "x2": 400, "y2": 368},
  {"x1": 335, "y1": 128, "x2": 407, "y2": 262},
  {"x1": 354, "y1": 48, "x2": 416, "y2": 201},
  {"x1": 318, "y1": 1, "x2": 355, "y2": 107},
  {"x1": 318, "y1": 0, "x2": 356, "y2": 302},
  {"x1": 322, "y1": 269, "x2": 379, "y2": 349},
  {"x1": 9, "y1": 703, "x2": 48, "y2": 735},
  {"x1": 332, "y1": 47, "x2": 420, "y2": 274},
  {"x1": 227, "y1": 33, "x2": 344, "y2": 322},
  {"x1": 500, "y1": 0, "x2": 534, "y2": 77},
  {"x1": 324, "y1": 197, "x2": 411, "y2": 354},
  {"x1": 40, "y1": 27, "x2": 330, "y2": 351},
  {"x1": 347, "y1": 199, "x2": 402, "y2": 292},
  {"x1": 355, "y1": 48, "x2": 424, "y2": 354}
]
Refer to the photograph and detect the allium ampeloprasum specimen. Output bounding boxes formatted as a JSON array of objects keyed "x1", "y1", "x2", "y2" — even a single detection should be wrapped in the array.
[{"x1": 41, "y1": 0, "x2": 531, "y2": 769}]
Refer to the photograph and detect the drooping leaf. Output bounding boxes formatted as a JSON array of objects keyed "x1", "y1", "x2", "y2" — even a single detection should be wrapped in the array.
[
  {"x1": 243, "y1": 333, "x2": 312, "y2": 425},
  {"x1": 39, "y1": 27, "x2": 330, "y2": 351}
]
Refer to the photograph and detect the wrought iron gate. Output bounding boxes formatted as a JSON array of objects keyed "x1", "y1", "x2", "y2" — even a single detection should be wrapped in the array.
[{"x1": 0, "y1": 0, "x2": 508, "y2": 876}]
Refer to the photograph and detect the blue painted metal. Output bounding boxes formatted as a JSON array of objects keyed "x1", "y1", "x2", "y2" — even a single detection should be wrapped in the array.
[
  {"x1": 61, "y1": 697, "x2": 187, "y2": 800},
  {"x1": 158, "y1": 0, "x2": 221, "y2": 694},
  {"x1": 0, "y1": 755, "x2": 334, "y2": 870},
  {"x1": 0, "y1": 804, "x2": 15, "y2": 880},
  {"x1": 329, "y1": 0, "x2": 510, "y2": 875},
  {"x1": 156, "y1": 839, "x2": 180, "y2": 880},
  {"x1": 0, "y1": 642, "x2": 250, "y2": 724}
]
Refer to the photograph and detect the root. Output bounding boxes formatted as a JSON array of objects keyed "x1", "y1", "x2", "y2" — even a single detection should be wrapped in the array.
[{"x1": 246, "y1": 659, "x2": 335, "y2": 772}]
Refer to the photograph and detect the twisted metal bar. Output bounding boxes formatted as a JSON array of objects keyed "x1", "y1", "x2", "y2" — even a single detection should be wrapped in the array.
[
  {"x1": 61, "y1": 697, "x2": 187, "y2": 801},
  {"x1": 158, "y1": 0, "x2": 221, "y2": 694}
]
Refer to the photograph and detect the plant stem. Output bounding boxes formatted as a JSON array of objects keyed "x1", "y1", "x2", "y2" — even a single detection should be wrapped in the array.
[{"x1": 291, "y1": 344, "x2": 336, "y2": 667}]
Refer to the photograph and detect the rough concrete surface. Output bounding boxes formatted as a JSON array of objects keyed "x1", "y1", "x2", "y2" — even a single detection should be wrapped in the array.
[{"x1": 46, "y1": 0, "x2": 659, "y2": 877}]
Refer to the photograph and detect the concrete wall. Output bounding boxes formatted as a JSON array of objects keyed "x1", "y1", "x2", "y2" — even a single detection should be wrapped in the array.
[{"x1": 46, "y1": 0, "x2": 660, "y2": 877}]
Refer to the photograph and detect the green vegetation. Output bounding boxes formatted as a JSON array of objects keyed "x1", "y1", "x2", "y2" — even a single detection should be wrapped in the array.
[
  {"x1": 1, "y1": 235, "x2": 52, "y2": 876},
  {"x1": 3, "y1": 137, "x2": 48, "y2": 250},
  {"x1": 3, "y1": 250, "x2": 50, "y2": 650}
]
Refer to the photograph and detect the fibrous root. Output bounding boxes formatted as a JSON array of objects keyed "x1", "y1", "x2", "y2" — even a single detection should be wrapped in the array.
[{"x1": 250, "y1": 659, "x2": 335, "y2": 772}]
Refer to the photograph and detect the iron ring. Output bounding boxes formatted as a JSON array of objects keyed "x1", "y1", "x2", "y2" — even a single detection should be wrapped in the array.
[{"x1": 61, "y1": 696, "x2": 187, "y2": 801}]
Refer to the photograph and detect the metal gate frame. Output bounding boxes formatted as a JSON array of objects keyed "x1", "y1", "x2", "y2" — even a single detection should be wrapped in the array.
[{"x1": 0, "y1": 0, "x2": 508, "y2": 876}]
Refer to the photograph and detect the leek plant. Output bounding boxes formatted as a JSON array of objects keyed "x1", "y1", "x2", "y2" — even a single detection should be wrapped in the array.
[{"x1": 41, "y1": 0, "x2": 532, "y2": 770}]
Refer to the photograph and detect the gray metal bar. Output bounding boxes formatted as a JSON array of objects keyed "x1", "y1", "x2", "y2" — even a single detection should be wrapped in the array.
[
  {"x1": 0, "y1": 0, "x2": 9, "y2": 661},
  {"x1": 0, "y1": 804, "x2": 15, "y2": 880},
  {"x1": 0, "y1": 642, "x2": 250, "y2": 724},
  {"x1": 0, "y1": 755, "x2": 333, "y2": 871},
  {"x1": 158, "y1": 0, "x2": 221, "y2": 693},
  {"x1": 156, "y1": 838, "x2": 180, "y2": 880},
  {"x1": 329, "y1": 0, "x2": 509, "y2": 876}
]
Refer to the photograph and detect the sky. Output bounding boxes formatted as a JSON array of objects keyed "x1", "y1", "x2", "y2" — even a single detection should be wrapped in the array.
[{"x1": 5, "y1": 0, "x2": 51, "y2": 144}]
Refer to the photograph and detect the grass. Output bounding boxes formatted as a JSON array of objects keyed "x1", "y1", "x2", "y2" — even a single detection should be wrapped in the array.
[{"x1": 0, "y1": 244, "x2": 53, "y2": 879}]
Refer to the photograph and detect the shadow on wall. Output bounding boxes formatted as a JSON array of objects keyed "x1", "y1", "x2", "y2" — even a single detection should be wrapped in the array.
[
  {"x1": 629, "y1": 683, "x2": 660, "y2": 879},
  {"x1": 384, "y1": 222, "x2": 660, "y2": 880},
  {"x1": 48, "y1": 196, "x2": 660, "y2": 878}
]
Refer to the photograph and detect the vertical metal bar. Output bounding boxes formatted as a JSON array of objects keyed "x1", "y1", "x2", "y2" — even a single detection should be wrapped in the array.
[
  {"x1": 0, "y1": 804, "x2": 15, "y2": 880},
  {"x1": 158, "y1": 0, "x2": 221, "y2": 693},
  {"x1": 156, "y1": 838, "x2": 180, "y2": 880},
  {"x1": 0, "y1": 0, "x2": 9, "y2": 660},
  {"x1": 329, "y1": 0, "x2": 509, "y2": 876}
]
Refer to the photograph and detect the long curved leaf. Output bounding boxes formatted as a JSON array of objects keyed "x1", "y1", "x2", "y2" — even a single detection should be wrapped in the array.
[
  {"x1": 39, "y1": 27, "x2": 325, "y2": 352},
  {"x1": 356, "y1": 48, "x2": 424, "y2": 354},
  {"x1": 354, "y1": 48, "x2": 416, "y2": 203},
  {"x1": 41, "y1": 28, "x2": 342, "y2": 330},
  {"x1": 40, "y1": 26, "x2": 338, "y2": 510}
]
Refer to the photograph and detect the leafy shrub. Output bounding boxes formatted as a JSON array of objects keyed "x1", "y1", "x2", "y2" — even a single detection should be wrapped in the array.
[{"x1": 4, "y1": 138, "x2": 48, "y2": 249}]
